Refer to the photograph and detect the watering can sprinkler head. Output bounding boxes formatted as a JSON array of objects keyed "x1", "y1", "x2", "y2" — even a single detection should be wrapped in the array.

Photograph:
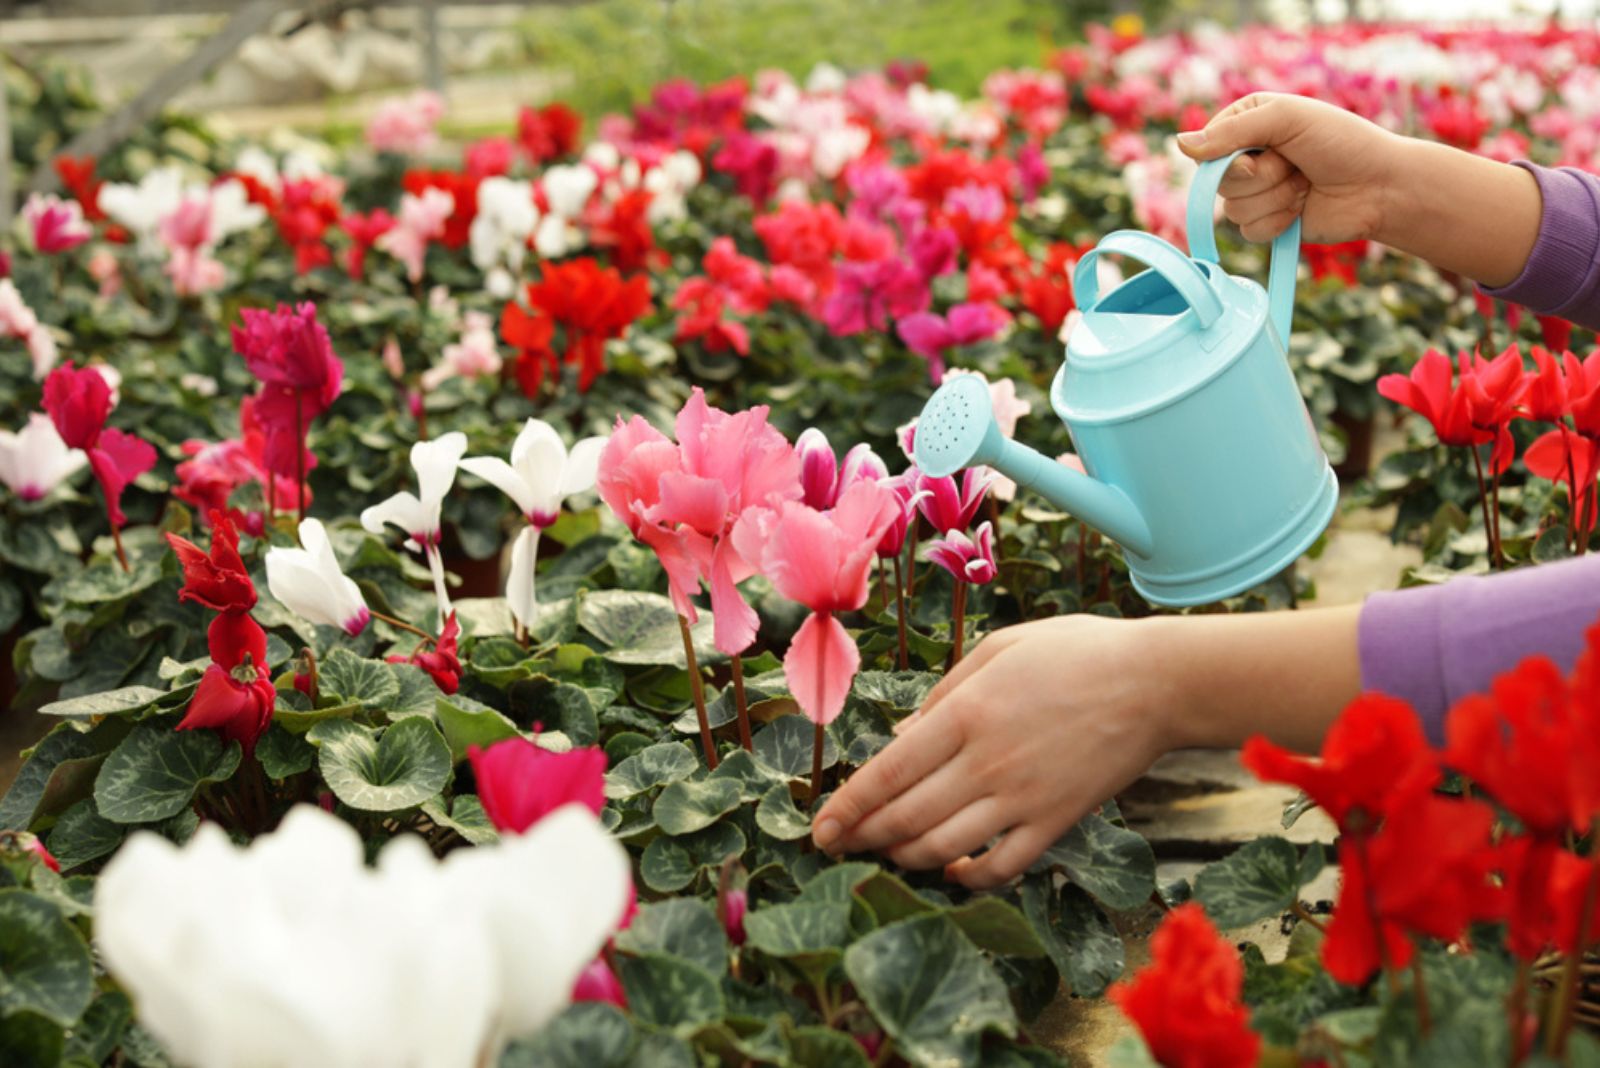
[{"x1": 912, "y1": 376, "x2": 1155, "y2": 559}]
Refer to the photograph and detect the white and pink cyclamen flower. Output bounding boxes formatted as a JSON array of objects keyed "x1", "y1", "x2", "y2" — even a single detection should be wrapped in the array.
[
  {"x1": 265, "y1": 518, "x2": 371, "y2": 636},
  {"x1": 0, "y1": 279, "x2": 58, "y2": 379},
  {"x1": 361, "y1": 432, "x2": 469, "y2": 628},
  {"x1": 379, "y1": 187, "x2": 454, "y2": 284},
  {"x1": 365, "y1": 90, "x2": 445, "y2": 155},
  {"x1": 0, "y1": 413, "x2": 86, "y2": 501},
  {"x1": 459, "y1": 419, "x2": 607, "y2": 630},
  {"x1": 22, "y1": 193, "x2": 91, "y2": 254},
  {"x1": 422, "y1": 312, "x2": 504, "y2": 392},
  {"x1": 927, "y1": 521, "x2": 999, "y2": 585}
]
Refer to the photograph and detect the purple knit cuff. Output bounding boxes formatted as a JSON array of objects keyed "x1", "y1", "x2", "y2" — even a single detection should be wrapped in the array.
[
  {"x1": 1358, "y1": 555, "x2": 1600, "y2": 745},
  {"x1": 1481, "y1": 161, "x2": 1600, "y2": 328},
  {"x1": 1359, "y1": 583, "x2": 1448, "y2": 744}
]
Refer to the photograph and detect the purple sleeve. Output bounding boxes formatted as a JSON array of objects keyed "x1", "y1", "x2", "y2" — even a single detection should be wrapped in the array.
[
  {"x1": 1358, "y1": 555, "x2": 1600, "y2": 744},
  {"x1": 1481, "y1": 161, "x2": 1600, "y2": 330}
]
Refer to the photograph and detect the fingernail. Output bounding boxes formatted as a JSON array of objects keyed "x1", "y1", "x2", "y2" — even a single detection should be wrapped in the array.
[
  {"x1": 1177, "y1": 130, "x2": 1206, "y2": 148},
  {"x1": 1237, "y1": 156, "x2": 1256, "y2": 176},
  {"x1": 813, "y1": 818, "x2": 841, "y2": 851}
]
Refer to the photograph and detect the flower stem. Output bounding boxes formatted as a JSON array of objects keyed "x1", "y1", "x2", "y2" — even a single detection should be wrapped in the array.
[
  {"x1": 732, "y1": 653, "x2": 752, "y2": 752},
  {"x1": 1490, "y1": 453, "x2": 1505, "y2": 569},
  {"x1": 950, "y1": 581, "x2": 968, "y2": 666},
  {"x1": 810, "y1": 720, "x2": 825, "y2": 809},
  {"x1": 109, "y1": 518, "x2": 129, "y2": 572},
  {"x1": 299, "y1": 646, "x2": 319, "y2": 706},
  {"x1": 892, "y1": 555, "x2": 909, "y2": 672},
  {"x1": 1413, "y1": 955, "x2": 1433, "y2": 1037},
  {"x1": 294, "y1": 390, "x2": 307, "y2": 525},
  {"x1": 678, "y1": 614, "x2": 716, "y2": 770},
  {"x1": 1290, "y1": 900, "x2": 1328, "y2": 934},
  {"x1": 1548, "y1": 822, "x2": 1600, "y2": 1057},
  {"x1": 1510, "y1": 959, "x2": 1531, "y2": 1067},
  {"x1": 1562, "y1": 424, "x2": 1579, "y2": 554},
  {"x1": 369, "y1": 608, "x2": 435, "y2": 647},
  {"x1": 877, "y1": 557, "x2": 888, "y2": 613},
  {"x1": 1471, "y1": 445, "x2": 1500, "y2": 570}
]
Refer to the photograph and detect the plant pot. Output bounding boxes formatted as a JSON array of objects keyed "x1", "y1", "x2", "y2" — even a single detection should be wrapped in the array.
[
  {"x1": 1331, "y1": 410, "x2": 1375, "y2": 482},
  {"x1": 438, "y1": 527, "x2": 506, "y2": 601}
]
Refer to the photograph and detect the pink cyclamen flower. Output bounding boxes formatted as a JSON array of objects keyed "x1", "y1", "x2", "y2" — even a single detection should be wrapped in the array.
[
  {"x1": 365, "y1": 90, "x2": 445, "y2": 155},
  {"x1": 927, "y1": 521, "x2": 998, "y2": 584},
  {"x1": 721, "y1": 886, "x2": 748, "y2": 945},
  {"x1": 598, "y1": 389, "x2": 802, "y2": 656},
  {"x1": 572, "y1": 958, "x2": 628, "y2": 1008},
  {"x1": 896, "y1": 303, "x2": 1006, "y2": 384},
  {"x1": 875, "y1": 469, "x2": 924, "y2": 559},
  {"x1": 916, "y1": 466, "x2": 992, "y2": 534},
  {"x1": 23, "y1": 193, "x2": 91, "y2": 254},
  {"x1": 421, "y1": 311, "x2": 503, "y2": 391},
  {"x1": 732, "y1": 479, "x2": 901, "y2": 725},
  {"x1": 377, "y1": 187, "x2": 454, "y2": 283}
]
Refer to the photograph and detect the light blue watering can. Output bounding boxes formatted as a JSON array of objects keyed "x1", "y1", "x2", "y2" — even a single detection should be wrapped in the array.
[{"x1": 913, "y1": 149, "x2": 1337, "y2": 607}]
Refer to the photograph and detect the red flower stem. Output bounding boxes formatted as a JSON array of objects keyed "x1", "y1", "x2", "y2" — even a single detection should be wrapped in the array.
[
  {"x1": 678, "y1": 614, "x2": 717, "y2": 770},
  {"x1": 109, "y1": 518, "x2": 129, "y2": 572},
  {"x1": 1470, "y1": 445, "x2": 1500, "y2": 570},
  {"x1": 732, "y1": 652, "x2": 753, "y2": 753},
  {"x1": 1413, "y1": 955, "x2": 1433, "y2": 1037},
  {"x1": 892, "y1": 555, "x2": 909, "y2": 672},
  {"x1": 810, "y1": 720, "x2": 826, "y2": 809},
  {"x1": 268, "y1": 472, "x2": 277, "y2": 518},
  {"x1": 301, "y1": 646, "x2": 319, "y2": 706},
  {"x1": 1549, "y1": 821, "x2": 1600, "y2": 1056},
  {"x1": 1510, "y1": 959, "x2": 1531, "y2": 1067},
  {"x1": 1562, "y1": 424, "x2": 1579, "y2": 554},
  {"x1": 1076, "y1": 521, "x2": 1088, "y2": 590},
  {"x1": 1490, "y1": 453, "x2": 1504, "y2": 568},
  {"x1": 369, "y1": 608, "x2": 436, "y2": 647},
  {"x1": 950, "y1": 581, "x2": 968, "y2": 666},
  {"x1": 877, "y1": 558, "x2": 888, "y2": 613},
  {"x1": 294, "y1": 391, "x2": 307, "y2": 524}
]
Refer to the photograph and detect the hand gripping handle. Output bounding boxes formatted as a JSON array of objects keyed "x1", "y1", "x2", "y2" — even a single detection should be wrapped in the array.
[{"x1": 1186, "y1": 147, "x2": 1302, "y2": 344}]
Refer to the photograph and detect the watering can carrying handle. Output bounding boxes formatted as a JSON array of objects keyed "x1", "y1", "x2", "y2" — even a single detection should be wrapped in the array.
[
  {"x1": 1071, "y1": 229, "x2": 1224, "y2": 331},
  {"x1": 1186, "y1": 148, "x2": 1303, "y2": 345}
]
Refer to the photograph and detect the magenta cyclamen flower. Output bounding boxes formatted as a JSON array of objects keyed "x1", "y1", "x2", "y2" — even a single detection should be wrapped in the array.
[
  {"x1": 822, "y1": 257, "x2": 929, "y2": 337},
  {"x1": 896, "y1": 302, "x2": 1007, "y2": 384},
  {"x1": 795, "y1": 427, "x2": 887, "y2": 511},
  {"x1": 875, "y1": 470, "x2": 923, "y2": 560},
  {"x1": 927, "y1": 522, "x2": 998, "y2": 585},
  {"x1": 916, "y1": 466, "x2": 991, "y2": 534}
]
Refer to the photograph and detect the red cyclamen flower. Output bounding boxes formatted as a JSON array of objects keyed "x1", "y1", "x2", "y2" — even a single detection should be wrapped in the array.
[
  {"x1": 1108, "y1": 903, "x2": 1261, "y2": 1068},
  {"x1": 165, "y1": 510, "x2": 258, "y2": 614},
  {"x1": 387, "y1": 611, "x2": 462, "y2": 694}
]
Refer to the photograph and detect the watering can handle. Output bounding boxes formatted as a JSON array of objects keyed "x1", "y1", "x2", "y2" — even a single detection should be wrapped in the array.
[
  {"x1": 1071, "y1": 229, "x2": 1224, "y2": 331},
  {"x1": 1186, "y1": 148, "x2": 1302, "y2": 345}
]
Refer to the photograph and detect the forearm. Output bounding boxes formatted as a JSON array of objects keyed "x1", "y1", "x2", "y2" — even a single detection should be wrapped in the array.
[
  {"x1": 1379, "y1": 137, "x2": 1543, "y2": 289},
  {"x1": 1150, "y1": 605, "x2": 1362, "y2": 754}
]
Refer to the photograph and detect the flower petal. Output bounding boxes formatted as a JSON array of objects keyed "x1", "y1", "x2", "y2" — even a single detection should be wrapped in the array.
[
  {"x1": 506, "y1": 526, "x2": 539, "y2": 629},
  {"x1": 459, "y1": 456, "x2": 534, "y2": 517},
  {"x1": 784, "y1": 613, "x2": 859, "y2": 726}
]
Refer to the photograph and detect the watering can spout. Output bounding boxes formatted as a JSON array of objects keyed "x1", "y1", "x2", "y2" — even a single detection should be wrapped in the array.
[{"x1": 912, "y1": 376, "x2": 1155, "y2": 559}]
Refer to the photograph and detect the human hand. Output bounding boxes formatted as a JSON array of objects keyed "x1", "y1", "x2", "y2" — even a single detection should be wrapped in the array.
[
  {"x1": 809, "y1": 614, "x2": 1182, "y2": 891},
  {"x1": 1176, "y1": 92, "x2": 1405, "y2": 244}
]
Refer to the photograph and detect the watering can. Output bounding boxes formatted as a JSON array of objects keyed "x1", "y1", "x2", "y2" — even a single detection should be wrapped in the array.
[{"x1": 912, "y1": 149, "x2": 1337, "y2": 607}]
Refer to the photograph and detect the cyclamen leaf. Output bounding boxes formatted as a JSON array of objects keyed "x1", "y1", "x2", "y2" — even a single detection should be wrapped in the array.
[
  {"x1": 1036, "y1": 812, "x2": 1156, "y2": 912},
  {"x1": 318, "y1": 648, "x2": 401, "y2": 709},
  {"x1": 605, "y1": 742, "x2": 699, "y2": 800},
  {"x1": 93, "y1": 723, "x2": 242, "y2": 825},
  {"x1": 613, "y1": 899, "x2": 729, "y2": 976},
  {"x1": 844, "y1": 913, "x2": 1018, "y2": 1067},
  {"x1": 754, "y1": 783, "x2": 812, "y2": 841},
  {"x1": 0, "y1": 890, "x2": 95, "y2": 1027},
  {"x1": 1021, "y1": 875, "x2": 1124, "y2": 998},
  {"x1": 45, "y1": 799, "x2": 126, "y2": 871},
  {"x1": 753, "y1": 715, "x2": 838, "y2": 778},
  {"x1": 577, "y1": 590, "x2": 721, "y2": 667},
  {"x1": 614, "y1": 953, "x2": 725, "y2": 1034},
  {"x1": 652, "y1": 779, "x2": 743, "y2": 836},
  {"x1": 307, "y1": 717, "x2": 451, "y2": 812},
  {"x1": 38, "y1": 686, "x2": 166, "y2": 720},
  {"x1": 1193, "y1": 836, "x2": 1307, "y2": 929},
  {"x1": 434, "y1": 694, "x2": 520, "y2": 763}
]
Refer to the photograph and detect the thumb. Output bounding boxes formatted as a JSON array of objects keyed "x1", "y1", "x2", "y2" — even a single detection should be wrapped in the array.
[{"x1": 1176, "y1": 98, "x2": 1287, "y2": 162}]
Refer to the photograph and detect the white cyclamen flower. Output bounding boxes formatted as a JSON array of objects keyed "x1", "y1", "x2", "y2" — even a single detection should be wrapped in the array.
[
  {"x1": 0, "y1": 413, "x2": 86, "y2": 501},
  {"x1": 99, "y1": 165, "x2": 187, "y2": 250},
  {"x1": 265, "y1": 519, "x2": 371, "y2": 636},
  {"x1": 459, "y1": 419, "x2": 606, "y2": 628},
  {"x1": 541, "y1": 164, "x2": 598, "y2": 219},
  {"x1": 95, "y1": 804, "x2": 631, "y2": 1068},
  {"x1": 469, "y1": 177, "x2": 538, "y2": 278},
  {"x1": 361, "y1": 431, "x2": 469, "y2": 626}
]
